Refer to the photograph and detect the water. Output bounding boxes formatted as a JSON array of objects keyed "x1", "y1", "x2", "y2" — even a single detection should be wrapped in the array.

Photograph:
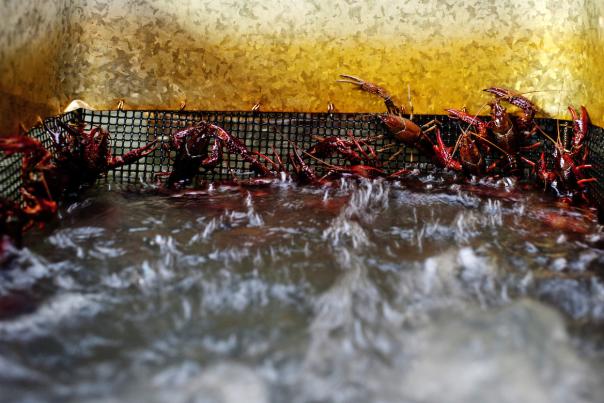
[{"x1": 1, "y1": 175, "x2": 603, "y2": 403}]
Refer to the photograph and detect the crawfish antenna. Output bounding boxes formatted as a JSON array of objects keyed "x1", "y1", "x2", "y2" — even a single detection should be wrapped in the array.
[{"x1": 408, "y1": 84, "x2": 415, "y2": 119}]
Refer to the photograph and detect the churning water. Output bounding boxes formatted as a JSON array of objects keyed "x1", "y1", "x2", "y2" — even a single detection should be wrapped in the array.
[{"x1": 1, "y1": 175, "x2": 603, "y2": 403}]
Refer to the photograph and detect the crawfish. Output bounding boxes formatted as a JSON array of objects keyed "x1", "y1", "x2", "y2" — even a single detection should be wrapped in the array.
[
  {"x1": 45, "y1": 120, "x2": 158, "y2": 191},
  {"x1": 522, "y1": 152, "x2": 558, "y2": 191},
  {"x1": 337, "y1": 75, "x2": 437, "y2": 156},
  {"x1": 164, "y1": 121, "x2": 273, "y2": 188},
  {"x1": 448, "y1": 88, "x2": 540, "y2": 175},
  {"x1": 303, "y1": 147, "x2": 411, "y2": 180},
  {"x1": 551, "y1": 108, "x2": 596, "y2": 203},
  {"x1": 446, "y1": 108, "x2": 490, "y2": 150},
  {"x1": 457, "y1": 130, "x2": 485, "y2": 175},
  {"x1": 567, "y1": 105, "x2": 590, "y2": 157},
  {"x1": 288, "y1": 144, "x2": 322, "y2": 185},
  {"x1": 428, "y1": 127, "x2": 463, "y2": 172},
  {"x1": 0, "y1": 135, "x2": 58, "y2": 227},
  {"x1": 524, "y1": 107, "x2": 596, "y2": 204},
  {"x1": 306, "y1": 132, "x2": 379, "y2": 166},
  {"x1": 483, "y1": 87, "x2": 538, "y2": 134},
  {"x1": 338, "y1": 74, "x2": 467, "y2": 175}
]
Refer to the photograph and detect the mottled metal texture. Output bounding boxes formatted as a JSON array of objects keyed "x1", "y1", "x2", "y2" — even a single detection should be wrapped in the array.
[
  {"x1": 1, "y1": 0, "x2": 604, "y2": 133},
  {"x1": 0, "y1": 1, "x2": 69, "y2": 132}
]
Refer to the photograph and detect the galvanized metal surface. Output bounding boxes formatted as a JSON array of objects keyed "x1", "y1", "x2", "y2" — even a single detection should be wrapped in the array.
[{"x1": 1, "y1": 1, "x2": 604, "y2": 134}]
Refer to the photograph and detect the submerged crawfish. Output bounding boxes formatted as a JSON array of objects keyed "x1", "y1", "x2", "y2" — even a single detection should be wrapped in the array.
[
  {"x1": 44, "y1": 120, "x2": 158, "y2": 192},
  {"x1": 163, "y1": 121, "x2": 273, "y2": 188}
]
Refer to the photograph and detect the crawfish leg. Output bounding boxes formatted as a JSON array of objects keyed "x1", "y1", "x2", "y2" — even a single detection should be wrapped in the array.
[
  {"x1": 108, "y1": 140, "x2": 158, "y2": 169},
  {"x1": 569, "y1": 105, "x2": 590, "y2": 151},
  {"x1": 420, "y1": 119, "x2": 441, "y2": 131},
  {"x1": 227, "y1": 141, "x2": 271, "y2": 176},
  {"x1": 201, "y1": 138, "x2": 223, "y2": 170},
  {"x1": 210, "y1": 125, "x2": 272, "y2": 176},
  {"x1": 387, "y1": 147, "x2": 405, "y2": 163},
  {"x1": 226, "y1": 141, "x2": 272, "y2": 176},
  {"x1": 348, "y1": 136, "x2": 378, "y2": 164},
  {"x1": 253, "y1": 151, "x2": 282, "y2": 172},
  {"x1": 577, "y1": 178, "x2": 597, "y2": 187}
]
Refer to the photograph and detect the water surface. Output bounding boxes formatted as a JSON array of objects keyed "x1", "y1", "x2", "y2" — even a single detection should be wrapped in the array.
[{"x1": 1, "y1": 175, "x2": 603, "y2": 403}]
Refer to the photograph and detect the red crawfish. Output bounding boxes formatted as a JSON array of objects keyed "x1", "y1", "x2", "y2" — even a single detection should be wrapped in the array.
[
  {"x1": 550, "y1": 116, "x2": 596, "y2": 204},
  {"x1": 522, "y1": 152, "x2": 558, "y2": 192},
  {"x1": 306, "y1": 131, "x2": 380, "y2": 167},
  {"x1": 567, "y1": 105, "x2": 590, "y2": 157},
  {"x1": 447, "y1": 88, "x2": 540, "y2": 175},
  {"x1": 162, "y1": 121, "x2": 273, "y2": 188},
  {"x1": 288, "y1": 143, "x2": 323, "y2": 185},
  {"x1": 484, "y1": 88, "x2": 540, "y2": 173},
  {"x1": 337, "y1": 75, "x2": 439, "y2": 156},
  {"x1": 338, "y1": 74, "x2": 456, "y2": 171},
  {"x1": 0, "y1": 135, "x2": 58, "y2": 228},
  {"x1": 483, "y1": 87, "x2": 538, "y2": 134},
  {"x1": 456, "y1": 129, "x2": 485, "y2": 175},
  {"x1": 524, "y1": 106, "x2": 596, "y2": 204},
  {"x1": 302, "y1": 149, "x2": 411, "y2": 180},
  {"x1": 44, "y1": 120, "x2": 158, "y2": 191}
]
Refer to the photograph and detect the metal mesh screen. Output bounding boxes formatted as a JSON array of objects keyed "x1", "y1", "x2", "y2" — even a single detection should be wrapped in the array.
[
  {"x1": 0, "y1": 109, "x2": 602, "y2": 214},
  {"x1": 586, "y1": 125, "x2": 604, "y2": 215}
]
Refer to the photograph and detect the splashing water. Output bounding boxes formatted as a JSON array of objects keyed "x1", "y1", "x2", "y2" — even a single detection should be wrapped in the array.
[{"x1": 0, "y1": 177, "x2": 603, "y2": 403}]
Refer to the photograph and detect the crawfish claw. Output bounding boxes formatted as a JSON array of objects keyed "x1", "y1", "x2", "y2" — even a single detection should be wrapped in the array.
[
  {"x1": 336, "y1": 74, "x2": 366, "y2": 86},
  {"x1": 445, "y1": 109, "x2": 485, "y2": 127},
  {"x1": 338, "y1": 74, "x2": 400, "y2": 115},
  {"x1": 483, "y1": 87, "x2": 537, "y2": 115},
  {"x1": 337, "y1": 74, "x2": 393, "y2": 101}
]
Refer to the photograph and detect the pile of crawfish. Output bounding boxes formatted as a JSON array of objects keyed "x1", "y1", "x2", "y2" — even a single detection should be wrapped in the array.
[
  {"x1": 0, "y1": 121, "x2": 157, "y2": 265},
  {"x1": 155, "y1": 75, "x2": 595, "y2": 203},
  {"x1": 0, "y1": 74, "x2": 599, "y2": 263}
]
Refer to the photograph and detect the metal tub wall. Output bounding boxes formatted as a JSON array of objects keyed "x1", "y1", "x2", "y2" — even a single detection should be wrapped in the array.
[{"x1": 1, "y1": 0, "x2": 604, "y2": 133}]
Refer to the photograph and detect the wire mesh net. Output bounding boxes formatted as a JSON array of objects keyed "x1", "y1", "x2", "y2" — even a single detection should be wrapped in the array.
[
  {"x1": 585, "y1": 124, "x2": 604, "y2": 216},
  {"x1": 0, "y1": 109, "x2": 602, "y2": 214}
]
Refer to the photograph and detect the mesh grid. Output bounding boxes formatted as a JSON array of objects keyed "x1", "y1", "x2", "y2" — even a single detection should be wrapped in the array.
[
  {"x1": 37, "y1": 110, "x2": 568, "y2": 182},
  {"x1": 0, "y1": 153, "x2": 22, "y2": 202},
  {"x1": 0, "y1": 109, "x2": 602, "y2": 215},
  {"x1": 585, "y1": 125, "x2": 604, "y2": 213},
  {"x1": 84, "y1": 109, "x2": 436, "y2": 183}
]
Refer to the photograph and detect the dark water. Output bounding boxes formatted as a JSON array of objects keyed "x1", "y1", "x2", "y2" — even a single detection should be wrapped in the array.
[{"x1": 1, "y1": 175, "x2": 603, "y2": 403}]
